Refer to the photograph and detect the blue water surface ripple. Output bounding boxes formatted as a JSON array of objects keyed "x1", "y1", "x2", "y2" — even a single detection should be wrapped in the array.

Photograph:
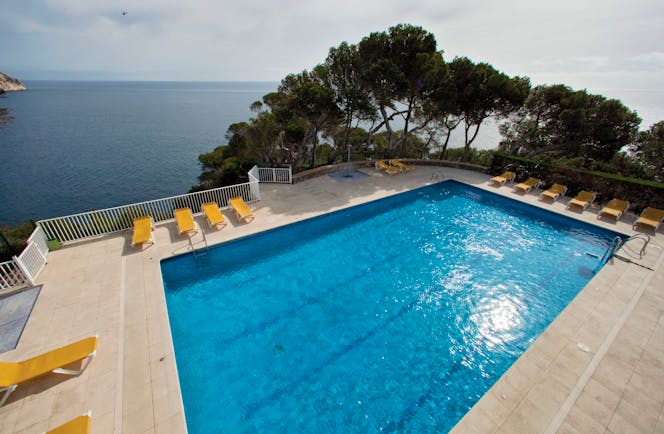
[{"x1": 161, "y1": 181, "x2": 619, "y2": 433}]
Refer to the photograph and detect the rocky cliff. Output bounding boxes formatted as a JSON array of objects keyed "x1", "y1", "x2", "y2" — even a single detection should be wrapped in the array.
[{"x1": 0, "y1": 72, "x2": 27, "y2": 91}]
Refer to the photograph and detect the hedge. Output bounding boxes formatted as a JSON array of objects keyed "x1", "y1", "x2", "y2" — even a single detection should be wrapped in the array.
[{"x1": 490, "y1": 153, "x2": 664, "y2": 212}]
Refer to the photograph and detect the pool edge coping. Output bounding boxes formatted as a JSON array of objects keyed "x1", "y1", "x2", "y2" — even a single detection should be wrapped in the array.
[{"x1": 151, "y1": 171, "x2": 653, "y2": 433}]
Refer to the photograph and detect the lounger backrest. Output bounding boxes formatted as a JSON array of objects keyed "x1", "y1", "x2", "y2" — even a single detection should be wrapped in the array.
[
  {"x1": 576, "y1": 191, "x2": 595, "y2": 202},
  {"x1": 608, "y1": 199, "x2": 629, "y2": 211},
  {"x1": 47, "y1": 414, "x2": 92, "y2": 434},
  {"x1": 202, "y1": 202, "x2": 217, "y2": 214},
  {"x1": 0, "y1": 362, "x2": 20, "y2": 386},
  {"x1": 551, "y1": 184, "x2": 566, "y2": 194},
  {"x1": 131, "y1": 217, "x2": 152, "y2": 244},
  {"x1": 230, "y1": 197, "x2": 253, "y2": 218},
  {"x1": 202, "y1": 202, "x2": 224, "y2": 222},
  {"x1": 643, "y1": 207, "x2": 664, "y2": 221},
  {"x1": 8, "y1": 336, "x2": 97, "y2": 385},
  {"x1": 174, "y1": 208, "x2": 195, "y2": 232},
  {"x1": 133, "y1": 216, "x2": 151, "y2": 225}
]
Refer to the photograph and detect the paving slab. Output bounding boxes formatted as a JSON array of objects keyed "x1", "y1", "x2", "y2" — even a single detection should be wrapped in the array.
[{"x1": 1, "y1": 165, "x2": 662, "y2": 433}]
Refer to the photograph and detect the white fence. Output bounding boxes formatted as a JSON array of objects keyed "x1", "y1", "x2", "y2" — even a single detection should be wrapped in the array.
[
  {"x1": 0, "y1": 166, "x2": 287, "y2": 290},
  {"x1": 248, "y1": 166, "x2": 262, "y2": 200},
  {"x1": 0, "y1": 260, "x2": 28, "y2": 293},
  {"x1": 17, "y1": 225, "x2": 49, "y2": 283},
  {"x1": 258, "y1": 167, "x2": 292, "y2": 184},
  {"x1": 0, "y1": 225, "x2": 48, "y2": 293},
  {"x1": 38, "y1": 180, "x2": 260, "y2": 244}
]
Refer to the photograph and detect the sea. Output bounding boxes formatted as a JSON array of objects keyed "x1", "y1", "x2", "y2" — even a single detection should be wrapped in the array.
[
  {"x1": 0, "y1": 81, "x2": 276, "y2": 225},
  {"x1": 1, "y1": 81, "x2": 661, "y2": 226}
]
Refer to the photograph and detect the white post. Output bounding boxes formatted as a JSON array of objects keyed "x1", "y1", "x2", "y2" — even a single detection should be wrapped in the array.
[{"x1": 289, "y1": 166, "x2": 293, "y2": 184}]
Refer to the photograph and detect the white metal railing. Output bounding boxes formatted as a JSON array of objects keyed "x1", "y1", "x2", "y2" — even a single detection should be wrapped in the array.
[
  {"x1": 37, "y1": 181, "x2": 260, "y2": 244},
  {"x1": 0, "y1": 260, "x2": 28, "y2": 293},
  {"x1": 258, "y1": 167, "x2": 292, "y2": 184},
  {"x1": 248, "y1": 166, "x2": 262, "y2": 201},
  {"x1": 0, "y1": 226, "x2": 48, "y2": 293},
  {"x1": 0, "y1": 166, "x2": 288, "y2": 287},
  {"x1": 1, "y1": 166, "x2": 292, "y2": 288},
  {"x1": 16, "y1": 226, "x2": 49, "y2": 283}
]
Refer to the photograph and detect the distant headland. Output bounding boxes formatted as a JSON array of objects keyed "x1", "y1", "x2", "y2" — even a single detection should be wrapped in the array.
[{"x1": 0, "y1": 72, "x2": 27, "y2": 91}]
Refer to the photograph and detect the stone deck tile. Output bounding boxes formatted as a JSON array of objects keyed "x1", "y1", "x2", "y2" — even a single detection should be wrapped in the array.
[{"x1": 1, "y1": 165, "x2": 662, "y2": 433}]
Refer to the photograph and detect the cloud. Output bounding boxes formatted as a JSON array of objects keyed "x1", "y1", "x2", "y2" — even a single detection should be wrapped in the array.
[
  {"x1": 528, "y1": 56, "x2": 612, "y2": 73},
  {"x1": 1, "y1": 0, "x2": 663, "y2": 85},
  {"x1": 630, "y1": 52, "x2": 664, "y2": 70}
]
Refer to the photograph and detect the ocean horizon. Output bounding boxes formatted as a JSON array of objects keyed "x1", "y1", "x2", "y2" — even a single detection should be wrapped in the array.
[{"x1": 1, "y1": 80, "x2": 661, "y2": 226}]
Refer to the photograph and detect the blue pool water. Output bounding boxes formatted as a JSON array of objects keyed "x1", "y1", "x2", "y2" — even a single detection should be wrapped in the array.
[{"x1": 161, "y1": 181, "x2": 620, "y2": 433}]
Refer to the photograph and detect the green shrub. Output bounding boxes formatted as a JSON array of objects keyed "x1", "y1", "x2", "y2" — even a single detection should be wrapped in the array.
[
  {"x1": 0, "y1": 221, "x2": 36, "y2": 262},
  {"x1": 490, "y1": 153, "x2": 664, "y2": 212},
  {"x1": 442, "y1": 148, "x2": 495, "y2": 167}
]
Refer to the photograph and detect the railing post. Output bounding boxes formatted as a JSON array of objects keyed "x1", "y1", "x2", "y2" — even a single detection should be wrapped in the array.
[
  {"x1": 12, "y1": 255, "x2": 35, "y2": 286},
  {"x1": 289, "y1": 166, "x2": 293, "y2": 184}
]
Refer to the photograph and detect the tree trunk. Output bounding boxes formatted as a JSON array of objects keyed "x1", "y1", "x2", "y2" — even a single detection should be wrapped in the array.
[
  {"x1": 438, "y1": 117, "x2": 461, "y2": 159},
  {"x1": 309, "y1": 124, "x2": 319, "y2": 168},
  {"x1": 463, "y1": 118, "x2": 484, "y2": 161},
  {"x1": 437, "y1": 130, "x2": 453, "y2": 160},
  {"x1": 342, "y1": 112, "x2": 353, "y2": 162},
  {"x1": 379, "y1": 105, "x2": 395, "y2": 156},
  {"x1": 398, "y1": 98, "x2": 415, "y2": 157}
]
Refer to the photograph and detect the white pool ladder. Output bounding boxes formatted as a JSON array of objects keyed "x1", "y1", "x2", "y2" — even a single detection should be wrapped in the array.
[
  {"x1": 598, "y1": 233, "x2": 650, "y2": 267},
  {"x1": 187, "y1": 225, "x2": 209, "y2": 256},
  {"x1": 431, "y1": 170, "x2": 445, "y2": 180}
]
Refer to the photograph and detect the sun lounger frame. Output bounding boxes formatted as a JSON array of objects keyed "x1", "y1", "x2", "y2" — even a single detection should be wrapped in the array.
[
  {"x1": 0, "y1": 336, "x2": 97, "y2": 407},
  {"x1": 490, "y1": 171, "x2": 516, "y2": 185},
  {"x1": 513, "y1": 177, "x2": 542, "y2": 193},
  {"x1": 567, "y1": 191, "x2": 596, "y2": 211},
  {"x1": 633, "y1": 207, "x2": 664, "y2": 231},
  {"x1": 539, "y1": 183, "x2": 567, "y2": 201},
  {"x1": 201, "y1": 202, "x2": 227, "y2": 230},
  {"x1": 598, "y1": 199, "x2": 630, "y2": 221}
]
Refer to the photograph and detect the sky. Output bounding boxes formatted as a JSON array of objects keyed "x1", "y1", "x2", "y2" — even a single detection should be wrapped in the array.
[{"x1": 2, "y1": 0, "x2": 664, "y2": 124}]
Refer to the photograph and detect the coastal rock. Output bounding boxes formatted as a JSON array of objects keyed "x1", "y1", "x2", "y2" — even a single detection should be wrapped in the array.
[{"x1": 0, "y1": 72, "x2": 27, "y2": 91}]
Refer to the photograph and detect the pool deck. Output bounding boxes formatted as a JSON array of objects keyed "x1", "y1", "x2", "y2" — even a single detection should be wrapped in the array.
[{"x1": 1, "y1": 166, "x2": 663, "y2": 433}]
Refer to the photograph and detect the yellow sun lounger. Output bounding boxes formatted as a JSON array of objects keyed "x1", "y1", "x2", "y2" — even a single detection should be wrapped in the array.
[
  {"x1": 0, "y1": 336, "x2": 97, "y2": 407},
  {"x1": 229, "y1": 197, "x2": 254, "y2": 223},
  {"x1": 598, "y1": 199, "x2": 630, "y2": 221},
  {"x1": 633, "y1": 207, "x2": 664, "y2": 231},
  {"x1": 131, "y1": 216, "x2": 154, "y2": 247},
  {"x1": 376, "y1": 160, "x2": 401, "y2": 175},
  {"x1": 490, "y1": 171, "x2": 516, "y2": 185},
  {"x1": 390, "y1": 159, "x2": 412, "y2": 171},
  {"x1": 567, "y1": 191, "x2": 596, "y2": 210},
  {"x1": 46, "y1": 412, "x2": 92, "y2": 434},
  {"x1": 539, "y1": 183, "x2": 567, "y2": 201},
  {"x1": 201, "y1": 202, "x2": 227, "y2": 230},
  {"x1": 513, "y1": 177, "x2": 542, "y2": 193},
  {"x1": 174, "y1": 207, "x2": 196, "y2": 236}
]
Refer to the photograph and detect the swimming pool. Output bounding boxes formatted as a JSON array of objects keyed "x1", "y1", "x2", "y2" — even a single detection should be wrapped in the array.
[{"x1": 161, "y1": 180, "x2": 620, "y2": 433}]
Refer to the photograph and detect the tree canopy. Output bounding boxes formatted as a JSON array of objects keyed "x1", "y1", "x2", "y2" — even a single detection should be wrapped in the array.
[
  {"x1": 630, "y1": 121, "x2": 664, "y2": 182},
  {"x1": 499, "y1": 84, "x2": 641, "y2": 166},
  {"x1": 193, "y1": 24, "x2": 657, "y2": 190}
]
